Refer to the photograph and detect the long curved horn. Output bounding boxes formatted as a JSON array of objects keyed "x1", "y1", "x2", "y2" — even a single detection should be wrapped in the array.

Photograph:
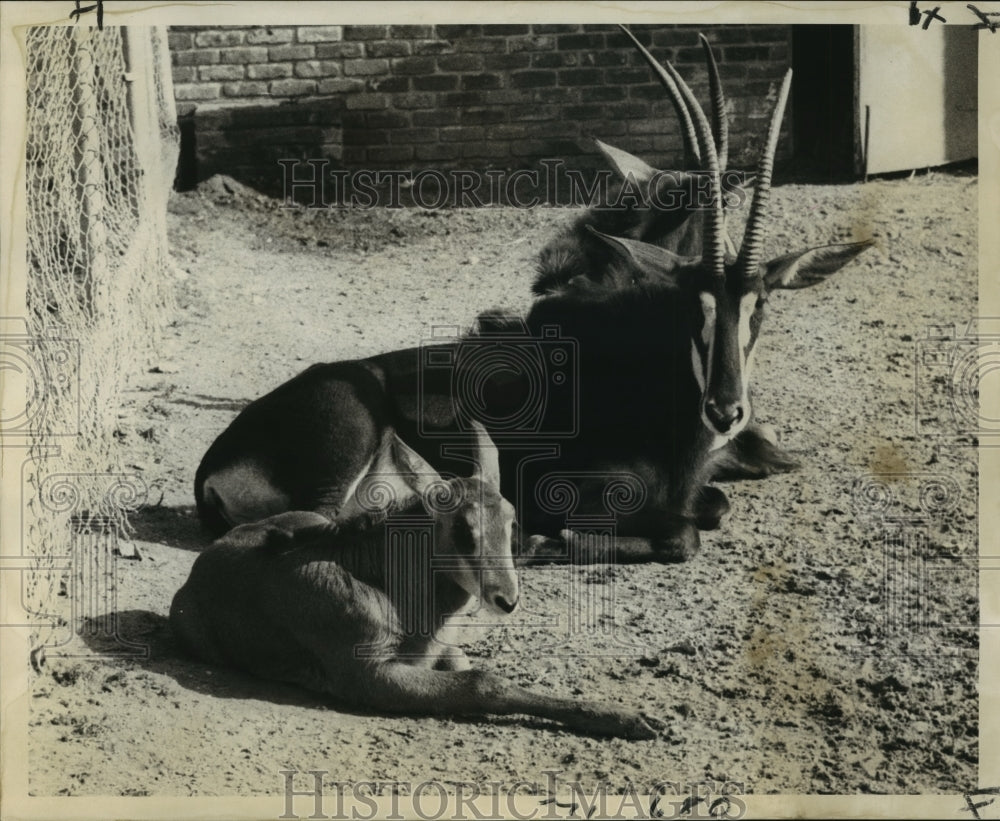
[
  {"x1": 738, "y1": 69, "x2": 793, "y2": 279},
  {"x1": 468, "y1": 420, "x2": 501, "y2": 489},
  {"x1": 619, "y1": 25, "x2": 700, "y2": 166},
  {"x1": 699, "y1": 34, "x2": 728, "y2": 171},
  {"x1": 655, "y1": 58, "x2": 725, "y2": 280}
]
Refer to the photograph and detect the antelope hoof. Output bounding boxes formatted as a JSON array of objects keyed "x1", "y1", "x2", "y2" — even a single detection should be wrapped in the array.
[
  {"x1": 518, "y1": 533, "x2": 567, "y2": 565},
  {"x1": 622, "y1": 713, "x2": 661, "y2": 741},
  {"x1": 693, "y1": 485, "x2": 729, "y2": 530},
  {"x1": 652, "y1": 522, "x2": 700, "y2": 563}
]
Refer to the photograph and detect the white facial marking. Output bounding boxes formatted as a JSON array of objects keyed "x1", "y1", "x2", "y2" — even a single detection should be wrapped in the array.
[
  {"x1": 728, "y1": 292, "x2": 758, "y2": 438},
  {"x1": 738, "y1": 293, "x2": 756, "y2": 353},
  {"x1": 693, "y1": 291, "x2": 716, "y2": 394},
  {"x1": 691, "y1": 340, "x2": 705, "y2": 391},
  {"x1": 699, "y1": 292, "x2": 717, "y2": 349}
]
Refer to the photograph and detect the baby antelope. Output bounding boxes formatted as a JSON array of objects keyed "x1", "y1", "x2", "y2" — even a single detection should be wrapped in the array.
[{"x1": 171, "y1": 422, "x2": 658, "y2": 740}]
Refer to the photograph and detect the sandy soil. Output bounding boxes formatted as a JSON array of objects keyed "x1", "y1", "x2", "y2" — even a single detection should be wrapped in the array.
[{"x1": 28, "y1": 169, "x2": 979, "y2": 797}]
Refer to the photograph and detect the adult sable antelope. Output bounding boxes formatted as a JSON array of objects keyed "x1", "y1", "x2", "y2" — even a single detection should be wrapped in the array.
[
  {"x1": 195, "y1": 43, "x2": 872, "y2": 563},
  {"x1": 534, "y1": 28, "x2": 799, "y2": 484},
  {"x1": 175, "y1": 423, "x2": 657, "y2": 739}
]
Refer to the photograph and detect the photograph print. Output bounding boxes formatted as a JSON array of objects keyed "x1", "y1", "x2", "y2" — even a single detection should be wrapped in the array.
[{"x1": 0, "y1": 2, "x2": 993, "y2": 818}]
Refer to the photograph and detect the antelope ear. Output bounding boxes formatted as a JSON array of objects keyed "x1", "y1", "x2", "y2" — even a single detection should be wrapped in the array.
[
  {"x1": 763, "y1": 239, "x2": 875, "y2": 291},
  {"x1": 586, "y1": 226, "x2": 696, "y2": 284},
  {"x1": 594, "y1": 139, "x2": 659, "y2": 187},
  {"x1": 391, "y1": 433, "x2": 442, "y2": 498},
  {"x1": 467, "y1": 420, "x2": 501, "y2": 489}
]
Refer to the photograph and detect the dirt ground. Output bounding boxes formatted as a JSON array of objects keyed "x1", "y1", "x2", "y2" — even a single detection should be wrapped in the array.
[{"x1": 28, "y1": 169, "x2": 979, "y2": 797}]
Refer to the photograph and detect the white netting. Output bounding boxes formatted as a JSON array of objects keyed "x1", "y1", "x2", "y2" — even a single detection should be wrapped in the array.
[{"x1": 23, "y1": 25, "x2": 179, "y2": 652}]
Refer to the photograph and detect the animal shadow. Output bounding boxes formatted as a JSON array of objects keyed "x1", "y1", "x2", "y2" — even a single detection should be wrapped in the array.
[
  {"x1": 76, "y1": 610, "x2": 583, "y2": 733},
  {"x1": 128, "y1": 505, "x2": 207, "y2": 553}
]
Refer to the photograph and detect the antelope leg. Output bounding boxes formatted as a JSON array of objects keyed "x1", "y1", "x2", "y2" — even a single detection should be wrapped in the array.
[{"x1": 361, "y1": 664, "x2": 658, "y2": 740}]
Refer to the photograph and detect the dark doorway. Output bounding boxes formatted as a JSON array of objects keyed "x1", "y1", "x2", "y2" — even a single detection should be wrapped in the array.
[{"x1": 791, "y1": 25, "x2": 857, "y2": 181}]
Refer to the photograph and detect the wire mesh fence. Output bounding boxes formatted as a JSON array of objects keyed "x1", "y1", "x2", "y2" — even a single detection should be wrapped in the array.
[{"x1": 23, "y1": 24, "x2": 179, "y2": 654}]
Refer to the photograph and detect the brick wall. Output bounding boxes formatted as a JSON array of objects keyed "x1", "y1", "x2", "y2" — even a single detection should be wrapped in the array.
[{"x1": 169, "y1": 24, "x2": 792, "y2": 197}]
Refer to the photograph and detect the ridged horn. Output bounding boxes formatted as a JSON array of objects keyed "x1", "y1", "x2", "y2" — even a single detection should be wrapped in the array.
[
  {"x1": 654, "y1": 55, "x2": 725, "y2": 279},
  {"x1": 619, "y1": 25, "x2": 700, "y2": 166},
  {"x1": 699, "y1": 34, "x2": 728, "y2": 172},
  {"x1": 738, "y1": 69, "x2": 793, "y2": 279}
]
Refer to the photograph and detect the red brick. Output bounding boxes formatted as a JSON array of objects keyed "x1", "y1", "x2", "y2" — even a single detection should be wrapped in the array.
[
  {"x1": 390, "y1": 56, "x2": 436, "y2": 75},
  {"x1": 531, "y1": 52, "x2": 577, "y2": 68},
  {"x1": 414, "y1": 74, "x2": 457, "y2": 92},
  {"x1": 725, "y1": 45, "x2": 771, "y2": 62},
  {"x1": 461, "y1": 107, "x2": 507, "y2": 125},
  {"x1": 195, "y1": 30, "x2": 245, "y2": 47},
  {"x1": 222, "y1": 81, "x2": 268, "y2": 97},
  {"x1": 366, "y1": 110, "x2": 409, "y2": 128},
  {"x1": 580, "y1": 85, "x2": 622, "y2": 103},
  {"x1": 269, "y1": 44, "x2": 315, "y2": 61},
  {"x1": 367, "y1": 40, "x2": 411, "y2": 58},
  {"x1": 297, "y1": 26, "x2": 343, "y2": 43},
  {"x1": 414, "y1": 40, "x2": 455, "y2": 56},
  {"x1": 440, "y1": 125, "x2": 485, "y2": 142},
  {"x1": 392, "y1": 127, "x2": 438, "y2": 143},
  {"x1": 532, "y1": 24, "x2": 579, "y2": 34},
  {"x1": 455, "y1": 38, "x2": 507, "y2": 54},
  {"x1": 483, "y1": 53, "x2": 531, "y2": 70},
  {"x1": 344, "y1": 25, "x2": 388, "y2": 40},
  {"x1": 509, "y1": 35, "x2": 556, "y2": 53},
  {"x1": 168, "y1": 31, "x2": 193, "y2": 50},
  {"x1": 372, "y1": 76, "x2": 410, "y2": 93},
  {"x1": 557, "y1": 33, "x2": 605, "y2": 50},
  {"x1": 247, "y1": 63, "x2": 293, "y2": 80},
  {"x1": 269, "y1": 78, "x2": 317, "y2": 97},
  {"x1": 559, "y1": 68, "x2": 604, "y2": 87},
  {"x1": 247, "y1": 27, "x2": 295, "y2": 45},
  {"x1": 412, "y1": 109, "x2": 459, "y2": 126},
  {"x1": 316, "y1": 42, "x2": 364, "y2": 59},
  {"x1": 393, "y1": 92, "x2": 437, "y2": 109},
  {"x1": 510, "y1": 104, "x2": 559, "y2": 121},
  {"x1": 344, "y1": 58, "x2": 390, "y2": 76},
  {"x1": 437, "y1": 53, "x2": 483, "y2": 72},
  {"x1": 294, "y1": 60, "x2": 341, "y2": 79},
  {"x1": 390, "y1": 25, "x2": 433, "y2": 38},
  {"x1": 436, "y1": 24, "x2": 482, "y2": 38},
  {"x1": 220, "y1": 47, "x2": 268, "y2": 64},
  {"x1": 174, "y1": 83, "x2": 221, "y2": 101},
  {"x1": 199, "y1": 64, "x2": 244, "y2": 81},
  {"x1": 344, "y1": 128, "x2": 389, "y2": 146},
  {"x1": 318, "y1": 78, "x2": 366, "y2": 94},
  {"x1": 346, "y1": 93, "x2": 389, "y2": 110},
  {"x1": 173, "y1": 49, "x2": 220, "y2": 66},
  {"x1": 461, "y1": 73, "x2": 502, "y2": 91},
  {"x1": 511, "y1": 70, "x2": 556, "y2": 89}
]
